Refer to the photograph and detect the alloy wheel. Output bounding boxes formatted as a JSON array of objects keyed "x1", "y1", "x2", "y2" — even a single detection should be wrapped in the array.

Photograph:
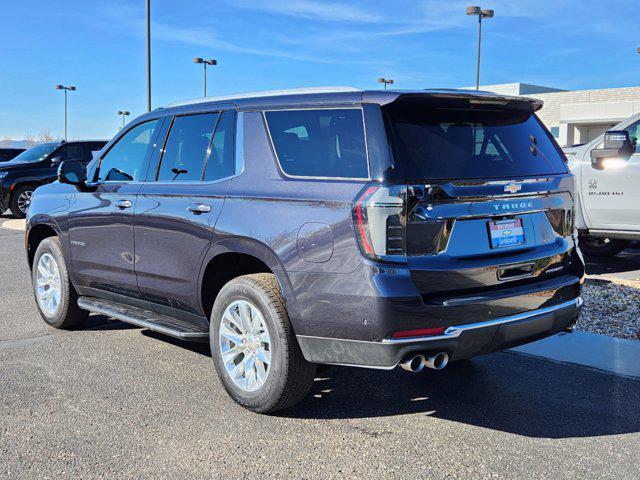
[
  {"x1": 17, "y1": 190, "x2": 32, "y2": 214},
  {"x1": 35, "y1": 253, "x2": 62, "y2": 316},
  {"x1": 218, "y1": 299, "x2": 272, "y2": 392}
]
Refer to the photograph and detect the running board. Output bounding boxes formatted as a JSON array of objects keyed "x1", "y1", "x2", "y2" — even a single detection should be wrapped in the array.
[{"x1": 77, "y1": 297, "x2": 209, "y2": 341}]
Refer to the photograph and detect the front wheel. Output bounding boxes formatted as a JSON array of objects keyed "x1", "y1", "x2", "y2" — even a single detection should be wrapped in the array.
[
  {"x1": 210, "y1": 273, "x2": 316, "y2": 413},
  {"x1": 32, "y1": 237, "x2": 88, "y2": 328},
  {"x1": 10, "y1": 184, "x2": 35, "y2": 219},
  {"x1": 578, "y1": 235, "x2": 629, "y2": 257}
]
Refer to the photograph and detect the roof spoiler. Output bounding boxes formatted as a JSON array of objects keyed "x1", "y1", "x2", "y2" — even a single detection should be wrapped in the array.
[{"x1": 367, "y1": 90, "x2": 544, "y2": 112}]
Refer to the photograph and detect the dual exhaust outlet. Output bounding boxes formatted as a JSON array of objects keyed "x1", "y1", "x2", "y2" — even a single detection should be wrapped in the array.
[{"x1": 399, "y1": 352, "x2": 449, "y2": 372}]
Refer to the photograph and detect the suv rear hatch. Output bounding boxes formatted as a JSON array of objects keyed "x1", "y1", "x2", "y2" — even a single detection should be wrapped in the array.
[{"x1": 354, "y1": 93, "x2": 582, "y2": 305}]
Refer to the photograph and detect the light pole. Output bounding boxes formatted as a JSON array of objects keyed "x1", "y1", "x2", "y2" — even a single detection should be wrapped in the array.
[
  {"x1": 55, "y1": 84, "x2": 76, "y2": 141},
  {"x1": 377, "y1": 77, "x2": 394, "y2": 91},
  {"x1": 117, "y1": 110, "x2": 130, "y2": 129},
  {"x1": 146, "y1": 0, "x2": 151, "y2": 111},
  {"x1": 193, "y1": 58, "x2": 218, "y2": 97},
  {"x1": 466, "y1": 6, "x2": 494, "y2": 90}
]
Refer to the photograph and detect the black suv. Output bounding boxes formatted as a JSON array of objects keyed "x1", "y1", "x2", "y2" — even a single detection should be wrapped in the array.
[
  {"x1": 0, "y1": 148, "x2": 26, "y2": 162},
  {"x1": 0, "y1": 140, "x2": 106, "y2": 218},
  {"x1": 26, "y1": 88, "x2": 584, "y2": 413}
]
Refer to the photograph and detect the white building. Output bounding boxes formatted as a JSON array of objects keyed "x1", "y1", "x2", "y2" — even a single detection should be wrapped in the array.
[{"x1": 466, "y1": 83, "x2": 640, "y2": 147}]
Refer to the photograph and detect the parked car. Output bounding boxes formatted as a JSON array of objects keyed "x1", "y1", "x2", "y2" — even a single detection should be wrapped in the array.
[
  {"x1": 0, "y1": 140, "x2": 106, "y2": 218},
  {"x1": 26, "y1": 87, "x2": 584, "y2": 413},
  {"x1": 564, "y1": 114, "x2": 640, "y2": 256},
  {"x1": 0, "y1": 148, "x2": 26, "y2": 162}
]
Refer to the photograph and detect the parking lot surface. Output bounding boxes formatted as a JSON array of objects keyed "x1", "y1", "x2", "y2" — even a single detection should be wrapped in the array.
[{"x1": 1, "y1": 214, "x2": 639, "y2": 479}]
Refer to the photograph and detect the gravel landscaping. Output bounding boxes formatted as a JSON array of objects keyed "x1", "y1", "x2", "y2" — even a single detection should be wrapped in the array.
[{"x1": 577, "y1": 279, "x2": 640, "y2": 341}]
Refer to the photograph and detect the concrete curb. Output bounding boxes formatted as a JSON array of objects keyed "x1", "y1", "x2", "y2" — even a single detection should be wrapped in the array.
[
  {"x1": 510, "y1": 331, "x2": 640, "y2": 379},
  {"x1": 1, "y1": 219, "x2": 26, "y2": 231}
]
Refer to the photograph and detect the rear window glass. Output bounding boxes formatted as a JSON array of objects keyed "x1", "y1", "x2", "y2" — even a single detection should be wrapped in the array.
[
  {"x1": 265, "y1": 108, "x2": 368, "y2": 178},
  {"x1": 384, "y1": 97, "x2": 567, "y2": 180}
]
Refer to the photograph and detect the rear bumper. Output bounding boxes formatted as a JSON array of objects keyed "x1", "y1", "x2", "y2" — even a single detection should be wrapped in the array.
[{"x1": 297, "y1": 297, "x2": 583, "y2": 369}]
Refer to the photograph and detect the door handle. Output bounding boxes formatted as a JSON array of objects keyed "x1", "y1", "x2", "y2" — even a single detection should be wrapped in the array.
[
  {"x1": 187, "y1": 203, "x2": 212, "y2": 214},
  {"x1": 115, "y1": 199, "x2": 132, "y2": 209}
]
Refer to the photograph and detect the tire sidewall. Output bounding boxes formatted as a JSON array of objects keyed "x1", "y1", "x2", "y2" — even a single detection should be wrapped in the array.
[
  {"x1": 32, "y1": 237, "x2": 72, "y2": 327},
  {"x1": 210, "y1": 278, "x2": 289, "y2": 410}
]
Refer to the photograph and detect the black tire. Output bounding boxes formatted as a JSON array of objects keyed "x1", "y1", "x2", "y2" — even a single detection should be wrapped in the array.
[
  {"x1": 210, "y1": 273, "x2": 316, "y2": 413},
  {"x1": 578, "y1": 235, "x2": 629, "y2": 257},
  {"x1": 32, "y1": 237, "x2": 89, "y2": 329},
  {"x1": 10, "y1": 184, "x2": 35, "y2": 219}
]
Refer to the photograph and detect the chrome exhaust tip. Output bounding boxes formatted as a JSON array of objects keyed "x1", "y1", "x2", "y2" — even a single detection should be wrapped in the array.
[
  {"x1": 399, "y1": 354, "x2": 426, "y2": 372},
  {"x1": 424, "y1": 352, "x2": 449, "y2": 370}
]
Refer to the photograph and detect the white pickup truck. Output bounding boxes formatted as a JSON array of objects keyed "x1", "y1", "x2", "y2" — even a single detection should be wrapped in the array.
[{"x1": 564, "y1": 114, "x2": 640, "y2": 256}]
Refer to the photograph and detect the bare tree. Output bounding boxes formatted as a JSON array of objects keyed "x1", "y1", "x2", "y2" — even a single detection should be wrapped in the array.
[
  {"x1": 37, "y1": 129, "x2": 55, "y2": 142},
  {"x1": 23, "y1": 133, "x2": 37, "y2": 147}
]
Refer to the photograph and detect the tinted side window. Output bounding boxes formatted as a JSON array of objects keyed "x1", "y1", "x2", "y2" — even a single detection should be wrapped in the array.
[
  {"x1": 624, "y1": 120, "x2": 640, "y2": 153},
  {"x1": 265, "y1": 109, "x2": 368, "y2": 178},
  {"x1": 157, "y1": 113, "x2": 218, "y2": 182},
  {"x1": 56, "y1": 144, "x2": 85, "y2": 162},
  {"x1": 97, "y1": 120, "x2": 159, "y2": 182},
  {"x1": 204, "y1": 110, "x2": 236, "y2": 181}
]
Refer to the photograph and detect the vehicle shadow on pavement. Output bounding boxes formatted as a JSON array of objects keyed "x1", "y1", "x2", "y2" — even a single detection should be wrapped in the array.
[
  {"x1": 82, "y1": 315, "x2": 640, "y2": 439},
  {"x1": 283, "y1": 352, "x2": 640, "y2": 439},
  {"x1": 82, "y1": 314, "x2": 141, "y2": 332},
  {"x1": 585, "y1": 248, "x2": 640, "y2": 276}
]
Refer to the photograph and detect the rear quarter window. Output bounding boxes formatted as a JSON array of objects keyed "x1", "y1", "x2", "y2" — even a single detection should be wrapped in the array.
[{"x1": 265, "y1": 108, "x2": 369, "y2": 179}]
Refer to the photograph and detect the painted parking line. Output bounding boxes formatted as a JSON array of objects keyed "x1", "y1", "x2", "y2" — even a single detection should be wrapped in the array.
[{"x1": 510, "y1": 331, "x2": 640, "y2": 379}]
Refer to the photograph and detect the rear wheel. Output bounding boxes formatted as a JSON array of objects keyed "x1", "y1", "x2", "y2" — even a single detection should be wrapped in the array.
[
  {"x1": 10, "y1": 184, "x2": 34, "y2": 219},
  {"x1": 32, "y1": 237, "x2": 88, "y2": 328},
  {"x1": 210, "y1": 273, "x2": 316, "y2": 413},
  {"x1": 578, "y1": 235, "x2": 628, "y2": 257}
]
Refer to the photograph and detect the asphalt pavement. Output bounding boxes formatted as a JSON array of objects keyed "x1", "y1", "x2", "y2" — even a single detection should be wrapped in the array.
[{"x1": 1, "y1": 213, "x2": 639, "y2": 479}]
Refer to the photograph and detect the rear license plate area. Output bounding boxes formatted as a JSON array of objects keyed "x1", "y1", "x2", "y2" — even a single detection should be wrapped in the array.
[{"x1": 488, "y1": 218, "x2": 525, "y2": 249}]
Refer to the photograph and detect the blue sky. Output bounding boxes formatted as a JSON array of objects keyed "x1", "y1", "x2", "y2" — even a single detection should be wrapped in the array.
[{"x1": 1, "y1": 0, "x2": 639, "y2": 140}]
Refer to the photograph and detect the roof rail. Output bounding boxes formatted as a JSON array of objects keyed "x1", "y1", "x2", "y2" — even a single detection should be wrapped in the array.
[{"x1": 165, "y1": 86, "x2": 362, "y2": 108}]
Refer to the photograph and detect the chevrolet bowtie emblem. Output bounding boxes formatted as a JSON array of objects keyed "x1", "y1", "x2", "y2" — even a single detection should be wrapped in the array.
[{"x1": 504, "y1": 183, "x2": 522, "y2": 193}]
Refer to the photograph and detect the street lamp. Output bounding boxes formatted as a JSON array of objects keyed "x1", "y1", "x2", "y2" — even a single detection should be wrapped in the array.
[
  {"x1": 117, "y1": 110, "x2": 130, "y2": 129},
  {"x1": 466, "y1": 6, "x2": 494, "y2": 90},
  {"x1": 146, "y1": 0, "x2": 151, "y2": 111},
  {"x1": 55, "y1": 84, "x2": 76, "y2": 141},
  {"x1": 377, "y1": 77, "x2": 394, "y2": 91},
  {"x1": 193, "y1": 57, "x2": 218, "y2": 97}
]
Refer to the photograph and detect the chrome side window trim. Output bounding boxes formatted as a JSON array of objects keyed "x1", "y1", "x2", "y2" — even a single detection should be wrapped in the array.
[{"x1": 235, "y1": 111, "x2": 244, "y2": 176}]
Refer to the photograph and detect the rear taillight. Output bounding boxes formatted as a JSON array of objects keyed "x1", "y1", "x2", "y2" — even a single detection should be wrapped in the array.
[
  {"x1": 352, "y1": 183, "x2": 449, "y2": 262},
  {"x1": 353, "y1": 184, "x2": 406, "y2": 262},
  {"x1": 545, "y1": 208, "x2": 573, "y2": 237}
]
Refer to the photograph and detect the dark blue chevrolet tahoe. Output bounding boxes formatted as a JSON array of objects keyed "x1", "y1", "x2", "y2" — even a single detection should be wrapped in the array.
[{"x1": 26, "y1": 87, "x2": 584, "y2": 413}]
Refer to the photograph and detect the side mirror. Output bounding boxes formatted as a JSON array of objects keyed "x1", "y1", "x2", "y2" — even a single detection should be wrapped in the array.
[
  {"x1": 591, "y1": 130, "x2": 636, "y2": 170},
  {"x1": 50, "y1": 156, "x2": 64, "y2": 166},
  {"x1": 57, "y1": 161, "x2": 87, "y2": 186}
]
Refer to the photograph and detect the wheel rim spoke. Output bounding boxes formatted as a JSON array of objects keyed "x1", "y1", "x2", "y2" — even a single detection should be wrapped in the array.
[
  {"x1": 34, "y1": 253, "x2": 62, "y2": 316},
  {"x1": 218, "y1": 299, "x2": 272, "y2": 392}
]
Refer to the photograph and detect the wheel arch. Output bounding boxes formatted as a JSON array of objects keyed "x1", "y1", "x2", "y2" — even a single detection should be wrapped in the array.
[
  {"x1": 26, "y1": 221, "x2": 63, "y2": 269},
  {"x1": 198, "y1": 238, "x2": 297, "y2": 323}
]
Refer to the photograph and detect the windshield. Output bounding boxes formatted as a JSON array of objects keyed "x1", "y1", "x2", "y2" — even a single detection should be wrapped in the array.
[
  {"x1": 384, "y1": 97, "x2": 567, "y2": 181},
  {"x1": 6, "y1": 143, "x2": 58, "y2": 165}
]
